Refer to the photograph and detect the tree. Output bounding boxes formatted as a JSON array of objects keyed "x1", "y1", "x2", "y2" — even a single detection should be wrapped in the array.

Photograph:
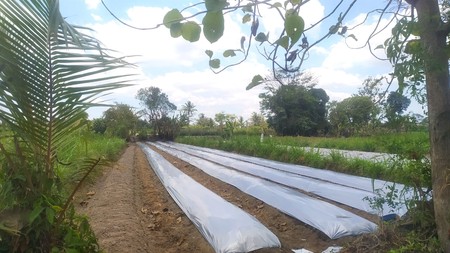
[
  {"x1": 196, "y1": 113, "x2": 215, "y2": 127},
  {"x1": 260, "y1": 71, "x2": 329, "y2": 136},
  {"x1": 249, "y1": 112, "x2": 265, "y2": 127},
  {"x1": 180, "y1": 100, "x2": 197, "y2": 126},
  {"x1": 103, "y1": 104, "x2": 139, "y2": 139},
  {"x1": 385, "y1": 91, "x2": 411, "y2": 117},
  {"x1": 384, "y1": 91, "x2": 411, "y2": 131},
  {"x1": 329, "y1": 96, "x2": 378, "y2": 136},
  {"x1": 237, "y1": 116, "x2": 246, "y2": 128},
  {"x1": 105, "y1": 0, "x2": 450, "y2": 250},
  {"x1": 91, "y1": 118, "x2": 107, "y2": 134},
  {"x1": 214, "y1": 112, "x2": 228, "y2": 128},
  {"x1": 358, "y1": 77, "x2": 386, "y2": 105},
  {"x1": 0, "y1": 0, "x2": 132, "y2": 250},
  {"x1": 136, "y1": 86, "x2": 177, "y2": 136}
]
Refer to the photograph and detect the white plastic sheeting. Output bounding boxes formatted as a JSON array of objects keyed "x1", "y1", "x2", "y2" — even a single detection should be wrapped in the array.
[
  {"x1": 156, "y1": 142, "x2": 408, "y2": 217},
  {"x1": 166, "y1": 142, "x2": 415, "y2": 217},
  {"x1": 138, "y1": 143, "x2": 280, "y2": 253},
  {"x1": 150, "y1": 142, "x2": 377, "y2": 239}
]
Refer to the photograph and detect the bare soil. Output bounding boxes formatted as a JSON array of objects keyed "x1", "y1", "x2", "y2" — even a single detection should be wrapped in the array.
[{"x1": 76, "y1": 143, "x2": 369, "y2": 253}]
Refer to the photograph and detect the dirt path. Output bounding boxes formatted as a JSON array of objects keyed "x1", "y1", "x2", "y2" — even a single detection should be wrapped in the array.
[{"x1": 76, "y1": 143, "x2": 362, "y2": 253}]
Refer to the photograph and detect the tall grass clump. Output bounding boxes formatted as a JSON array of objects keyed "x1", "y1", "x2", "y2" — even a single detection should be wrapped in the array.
[
  {"x1": 235, "y1": 131, "x2": 429, "y2": 154},
  {"x1": 55, "y1": 129, "x2": 126, "y2": 191},
  {"x1": 176, "y1": 136, "x2": 393, "y2": 181}
]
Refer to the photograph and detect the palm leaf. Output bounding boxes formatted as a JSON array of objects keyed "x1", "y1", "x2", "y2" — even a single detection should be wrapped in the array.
[{"x1": 0, "y1": 0, "x2": 133, "y2": 176}]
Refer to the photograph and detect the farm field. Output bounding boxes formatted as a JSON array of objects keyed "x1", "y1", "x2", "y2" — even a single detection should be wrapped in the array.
[{"x1": 76, "y1": 142, "x2": 404, "y2": 253}]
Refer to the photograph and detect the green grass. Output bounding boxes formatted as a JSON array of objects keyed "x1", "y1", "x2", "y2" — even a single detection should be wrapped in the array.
[
  {"x1": 55, "y1": 130, "x2": 126, "y2": 188},
  {"x1": 175, "y1": 132, "x2": 430, "y2": 184},
  {"x1": 1, "y1": 129, "x2": 125, "y2": 195},
  {"x1": 253, "y1": 132, "x2": 429, "y2": 153},
  {"x1": 59, "y1": 130, "x2": 126, "y2": 162}
]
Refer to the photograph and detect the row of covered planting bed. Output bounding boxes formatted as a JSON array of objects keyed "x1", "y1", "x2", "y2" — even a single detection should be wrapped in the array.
[
  {"x1": 139, "y1": 142, "x2": 414, "y2": 252},
  {"x1": 138, "y1": 143, "x2": 280, "y2": 253}
]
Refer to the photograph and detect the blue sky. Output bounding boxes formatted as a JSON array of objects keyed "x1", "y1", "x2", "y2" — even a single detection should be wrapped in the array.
[{"x1": 59, "y1": 0, "x2": 421, "y2": 120}]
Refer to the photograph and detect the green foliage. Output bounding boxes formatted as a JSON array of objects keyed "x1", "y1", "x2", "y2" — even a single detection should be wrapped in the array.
[
  {"x1": 222, "y1": 119, "x2": 237, "y2": 139},
  {"x1": 0, "y1": 198, "x2": 99, "y2": 253},
  {"x1": 260, "y1": 84, "x2": 329, "y2": 136},
  {"x1": 176, "y1": 132, "x2": 429, "y2": 181},
  {"x1": 91, "y1": 118, "x2": 107, "y2": 134},
  {"x1": 136, "y1": 86, "x2": 177, "y2": 137},
  {"x1": 0, "y1": 0, "x2": 131, "y2": 251},
  {"x1": 202, "y1": 11, "x2": 225, "y2": 43},
  {"x1": 196, "y1": 113, "x2": 216, "y2": 128},
  {"x1": 246, "y1": 75, "x2": 264, "y2": 90},
  {"x1": 0, "y1": 128, "x2": 124, "y2": 251},
  {"x1": 384, "y1": 91, "x2": 412, "y2": 131},
  {"x1": 284, "y1": 10, "x2": 304, "y2": 46},
  {"x1": 382, "y1": 17, "x2": 426, "y2": 103},
  {"x1": 58, "y1": 131, "x2": 126, "y2": 165},
  {"x1": 180, "y1": 101, "x2": 197, "y2": 126},
  {"x1": 329, "y1": 96, "x2": 378, "y2": 136},
  {"x1": 103, "y1": 104, "x2": 139, "y2": 139},
  {"x1": 163, "y1": 0, "x2": 228, "y2": 44},
  {"x1": 205, "y1": 0, "x2": 229, "y2": 12},
  {"x1": 176, "y1": 135, "x2": 392, "y2": 181},
  {"x1": 161, "y1": 0, "x2": 311, "y2": 75},
  {"x1": 154, "y1": 116, "x2": 181, "y2": 141},
  {"x1": 163, "y1": 9, "x2": 183, "y2": 28},
  {"x1": 181, "y1": 21, "x2": 201, "y2": 42},
  {"x1": 360, "y1": 156, "x2": 437, "y2": 252}
]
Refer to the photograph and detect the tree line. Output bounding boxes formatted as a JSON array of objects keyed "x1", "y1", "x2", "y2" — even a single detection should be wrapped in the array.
[{"x1": 91, "y1": 70, "x2": 425, "y2": 141}]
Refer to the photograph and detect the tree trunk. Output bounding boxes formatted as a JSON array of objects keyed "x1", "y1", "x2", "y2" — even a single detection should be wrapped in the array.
[{"x1": 416, "y1": 1, "x2": 450, "y2": 252}]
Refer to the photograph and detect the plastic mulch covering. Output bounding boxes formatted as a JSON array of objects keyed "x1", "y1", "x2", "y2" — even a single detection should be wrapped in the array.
[
  {"x1": 138, "y1": 143, "x2": 281, "y2": 253},
  {"x1": 157, "y1": 142, "x2": 410, "y2": 218},
  {"x1": 150, "y1": 142, "x2": 378, "y2": 239}
]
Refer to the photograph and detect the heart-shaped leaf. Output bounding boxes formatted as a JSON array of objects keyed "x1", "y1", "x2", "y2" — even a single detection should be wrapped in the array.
[
  {"x1": 163, "y1": 9, "x2": 183, "y2": 28},
  {"x1": 223, "y1": 49, "x2": 237, "y2": 57},
  {"x1": 275, "y1": 36, "x2": 289, "y2": 50},
  {"x1": 209, "y1": 58, "x2": 221, "y2": 68},
  {"x1": 205, "y1": 50, "x2": 213, "y2": 58},
  {"x1": 246, "y1": 75, "x2": 264, "y2": 90},
  {"x1": 181, "y1": 22, "x2": 201, "y2": 42},
  {"x1": 285, "y1": 12, "x2": 304, "y2": 45},
  {"x1": 202, "y1": 11, "x2": 225, "y2": 43}
]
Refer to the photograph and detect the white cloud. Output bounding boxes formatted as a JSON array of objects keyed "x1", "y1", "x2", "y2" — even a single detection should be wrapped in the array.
[
  {"x1": 85, "y1": 0, "x2": 100, "y2": 10},
  {"x1": 91, "y1": 14, "x2": 102, "y2": 21},
  {"x1": 139, "y1": 59, "x2": 270, "y2": 119},
  {"x1": 86, "y1": 57, "x2": 269, "y2": 119},
  {"x1": 305, "y1": 13, "x2": 396, "y2": 102}
]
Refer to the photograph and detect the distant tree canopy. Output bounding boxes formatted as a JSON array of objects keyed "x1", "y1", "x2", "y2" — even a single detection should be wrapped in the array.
[
  {"x1": 328, "y1": 96, "x2": 377, "y2": 136},
  {"x1": 385, "y1": 91, "x2": 411, "y2": 118},
  {"x1": 136, "y1": 86, "x2": 177, "y2": 137},
  {"x1": 260, "y1": 71, "x2": 329, "y2": 136},
  {"x1": 180, "y1": 100, "x2": 197, "y2": 126},
  {"x1": 384, "y1": 91, "x2": 412, "y2": 131},
  {"x1": 196, "y1": 113, "x2": 215, "y2": 127},
  {"x1": 136, "y1": 86, "x2": 177, "y2": 122},
  {"x1": 91, "y1": 118, "x2": 107, "y2": 134},
  {"x1": 249, "y1": 112, "x2": 265, "y2": 127},
  {"x1": 103, "y1": 103, "x2": 138, "y2": 139}
]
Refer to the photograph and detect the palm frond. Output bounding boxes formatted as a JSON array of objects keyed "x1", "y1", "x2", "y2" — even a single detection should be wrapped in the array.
[{"x1": 0, "y1": 0, "x2": 134, "y2": 173}]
